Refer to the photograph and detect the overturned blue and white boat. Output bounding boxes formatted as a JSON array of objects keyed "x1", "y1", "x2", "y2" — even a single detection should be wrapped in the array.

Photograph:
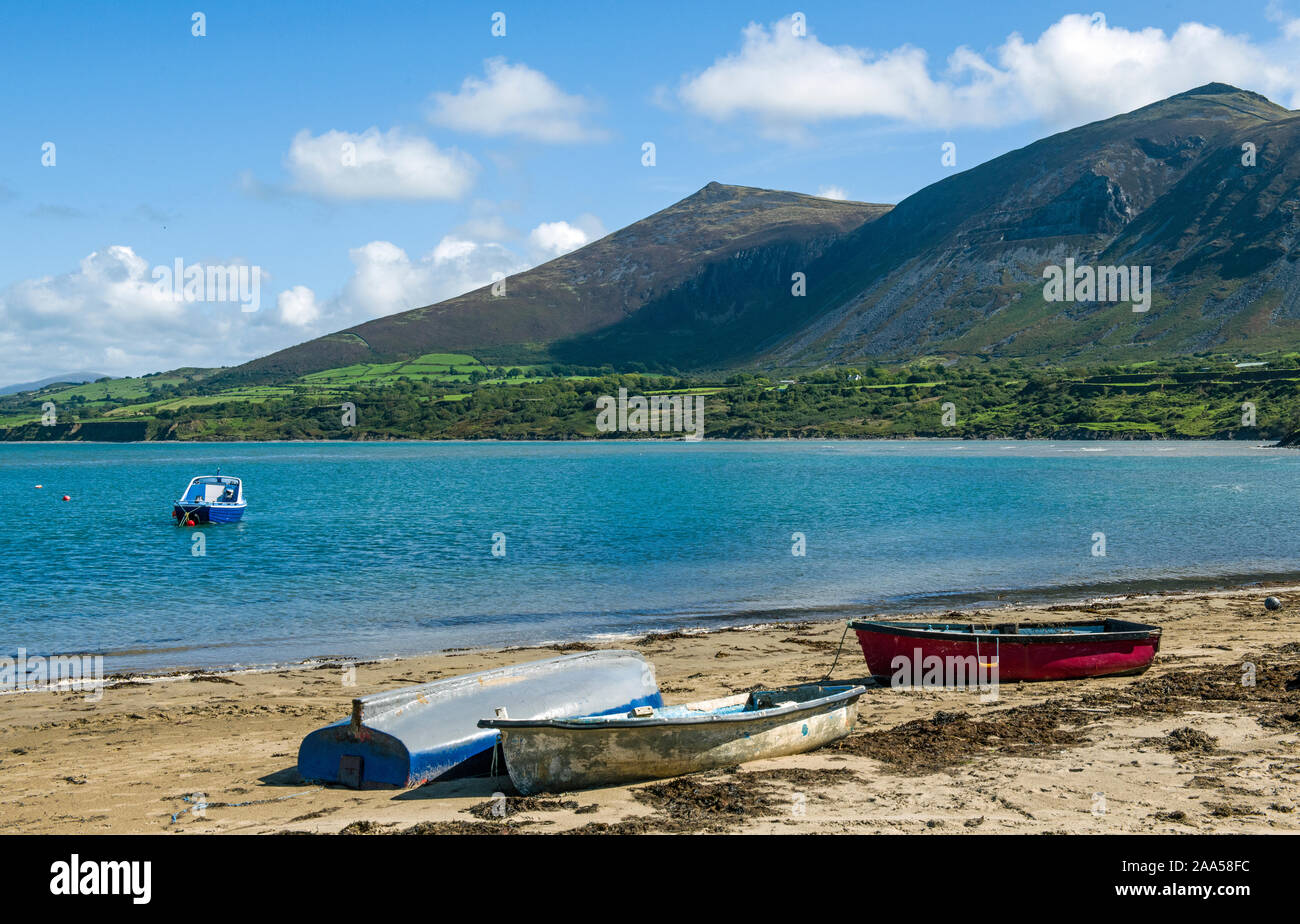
[
  {"x1": 480, "y1": 682, "x2": 866, "y2": 795},
  {"x1": 172, "y1": 474, "x2": 246, "y2": 524},
  {"x1": 297, "y1": 650, "x2": 662, "y2": 788}
]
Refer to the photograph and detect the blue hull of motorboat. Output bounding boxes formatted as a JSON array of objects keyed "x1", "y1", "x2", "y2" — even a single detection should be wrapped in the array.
[
  {"x1": 206, "y1": 504, "x2": 245, "y2": 523},
  {"x1": 173, "y1": 504, "x2": 245, "y2": 524},
  {"x1": 296, "y1": 650, "x2": 663, "y2": 788}
]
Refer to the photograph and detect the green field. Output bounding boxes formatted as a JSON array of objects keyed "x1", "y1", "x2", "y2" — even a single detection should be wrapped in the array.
[
  {"x1": 298, "y1": 353, "x2": 488, "y2": 385},
  {"x1": 4, "y1": 351, "x2": 1299, "y2": 443}
]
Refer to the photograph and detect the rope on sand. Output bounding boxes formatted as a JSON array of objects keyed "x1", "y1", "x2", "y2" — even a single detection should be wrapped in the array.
[
  {"x1": 169, "y1": 787, "x2": 323, "y2": 825},
  {"x1": 820, "y1": 623, "x2": 852, "y2": 682}
]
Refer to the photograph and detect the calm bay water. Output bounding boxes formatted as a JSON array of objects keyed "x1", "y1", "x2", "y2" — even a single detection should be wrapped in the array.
[{"x1": 1, "y1": 440, "x2": 1297, "y2": 672}]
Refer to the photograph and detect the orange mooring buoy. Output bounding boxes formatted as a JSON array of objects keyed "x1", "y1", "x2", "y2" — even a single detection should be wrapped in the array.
[{"x1": 62, "y1": 495, "x2": 71, "y2": 502}]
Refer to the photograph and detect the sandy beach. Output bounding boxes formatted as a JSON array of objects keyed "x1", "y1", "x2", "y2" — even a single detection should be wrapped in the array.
[{"x1": 3, "y1": 586, "x2": 1299, "y2": 835}]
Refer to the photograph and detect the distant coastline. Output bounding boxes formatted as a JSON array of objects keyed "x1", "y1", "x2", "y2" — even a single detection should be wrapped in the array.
[
  {"x1": 4, "y1": 359, "x2": 1296, "y2": 443},
  {"x1": 0, "y1": 434, "x2": 1289, "y2": 445}
]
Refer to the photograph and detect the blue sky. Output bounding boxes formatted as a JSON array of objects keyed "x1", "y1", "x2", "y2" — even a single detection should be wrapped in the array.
[{"x1": 2, "y1": 1, "x2": 1298, "y2": 382}]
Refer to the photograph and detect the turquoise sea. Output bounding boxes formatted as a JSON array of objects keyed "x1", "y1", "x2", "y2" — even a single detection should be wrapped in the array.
[{"x1": 1, "y1": 441, "x2": 1297, "y2": 672}]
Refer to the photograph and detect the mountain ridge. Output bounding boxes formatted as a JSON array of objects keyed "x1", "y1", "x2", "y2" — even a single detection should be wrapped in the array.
[{"x1": 0, "y1": 372, "x2": 108, "y2": 396}]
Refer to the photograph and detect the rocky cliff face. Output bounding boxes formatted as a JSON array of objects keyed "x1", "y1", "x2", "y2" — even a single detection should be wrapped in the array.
[{"x1": 1009, "y1": 170, "x2": 1136, "y2": 240}]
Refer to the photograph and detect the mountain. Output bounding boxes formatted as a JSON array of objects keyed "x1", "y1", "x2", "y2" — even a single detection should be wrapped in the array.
[
  {"x1": 223, "y1": 185, "x2": 890, "y2": 382},
  {"x1": 0, "y1": 372, "x2": 107, "y2": 395},
  {"x1": 545, "y1": 83, "x2": 1300, "y2": 368},
  {"x1": 759, "y1": 83, "x2": 1299, "y2": 366},
  {"x1": 220, "y1": 84, "x2": 1298, "y2": 379}
]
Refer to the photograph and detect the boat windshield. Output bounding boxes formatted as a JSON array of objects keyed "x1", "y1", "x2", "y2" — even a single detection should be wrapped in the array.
[{"x1": 184, "y1": 476, "x2": 240, "y2": 504}]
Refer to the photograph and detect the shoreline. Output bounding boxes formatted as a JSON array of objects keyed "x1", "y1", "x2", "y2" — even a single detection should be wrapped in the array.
[
  {"x1": 9, "y1": 577, "x2": 1300, "y2": 683},
  {"x1": 3, "y1": 583, "x2": 1299, "y2": 834}
]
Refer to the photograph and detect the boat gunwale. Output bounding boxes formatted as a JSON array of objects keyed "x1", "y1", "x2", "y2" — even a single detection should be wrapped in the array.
[
  {"x1": 478, "y1": 684, "x2": 865, "y2": 731},
  {"x1": 847, "y1": 618, "x2": 1161, "y2": 645}
]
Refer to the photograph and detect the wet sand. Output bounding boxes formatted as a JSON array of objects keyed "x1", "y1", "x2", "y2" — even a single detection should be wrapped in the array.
[{"x1": 3, "y1": 586, "x2": 1299, "y2": 834}]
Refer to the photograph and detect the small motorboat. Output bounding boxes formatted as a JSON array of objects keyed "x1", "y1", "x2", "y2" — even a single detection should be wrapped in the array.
[
  {"x1": 479, "y1": 682, "x2": 865, "y2": 795},
  {"x1": 849, "y1": 618, "x2": 1162, "y2": 683},
  {"x1": 297, "y1": 650, "x2": 663, "y2": 788},
  {"x1": 172, "y1": 474, "x2": 246, "y2": 524}
]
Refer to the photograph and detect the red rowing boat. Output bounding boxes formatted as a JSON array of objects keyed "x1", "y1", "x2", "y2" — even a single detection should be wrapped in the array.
[{"x1": 848, "y1": 618, "x2": 1161, "y2": 683}]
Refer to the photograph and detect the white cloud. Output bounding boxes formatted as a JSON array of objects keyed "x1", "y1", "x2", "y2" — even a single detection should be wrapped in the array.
[
  {"x1": 528, "y1": 221, "x2": 589, "y2": 258},
  {"x1": 0, "y1": 240, "x2": 518, "y2": 382},
  {"x1": 526, "y1": 214, "x2": 608, "y2": 260},
  {"x1": 286, "y1": 128, "x2": 477, "y2": 200},
  {"x1": 680, "y1": 13, "x2": 1300, "y2": 136},
  {"x1": 1, "y1": 212, "x2": 603, "y2": 381},
  {"x1": 338, "y1": 237, "x2": 529, "y2": 322},
  {"x1": 3, "y1": 246, "x2": 179, "y2": 332},
  {"x1": 428, "y1": 58, "x2": 605, "y2": 143},
  {"x1": 0, "y1": 246, "x2": 281, "y2": 381},
  {"x1": 816, "y1": 185, "x2": 848, "y2": 200},
  {"x1": 1266, "y1": 2, "x2": 1300, "y2": 40},
  {"x1": 277, "y1": 285, "x2": 321, "y2": 327}
]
